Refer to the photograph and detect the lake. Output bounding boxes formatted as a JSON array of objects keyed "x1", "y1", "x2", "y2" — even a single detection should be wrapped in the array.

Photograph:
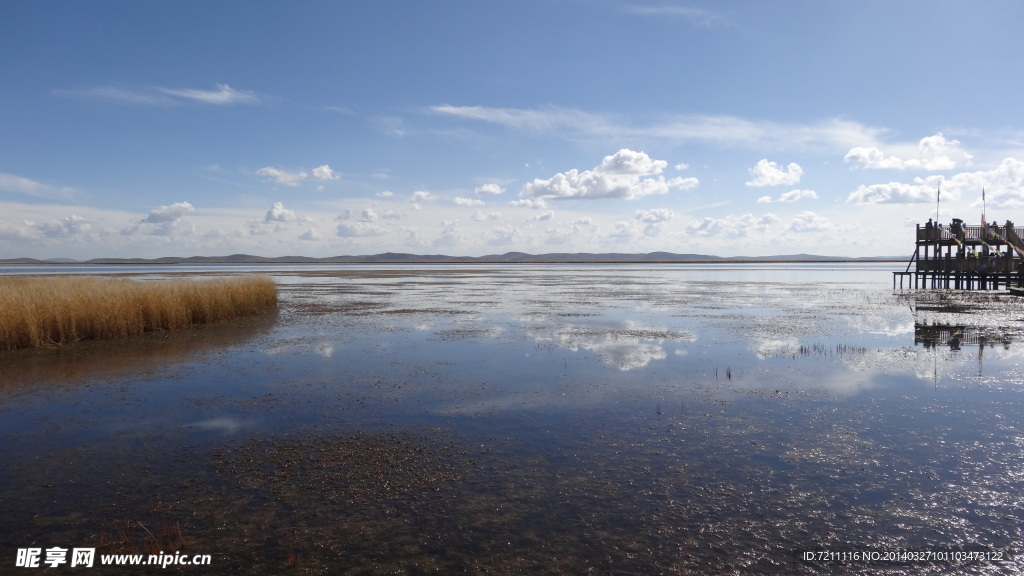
[{"x1": 2, "y1": 263, "x2": 1023, "y2": 574}]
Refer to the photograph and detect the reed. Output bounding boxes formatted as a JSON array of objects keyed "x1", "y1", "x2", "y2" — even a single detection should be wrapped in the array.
[{"x1": 0, "y1": 275, "x2": 277, "y2": 351}]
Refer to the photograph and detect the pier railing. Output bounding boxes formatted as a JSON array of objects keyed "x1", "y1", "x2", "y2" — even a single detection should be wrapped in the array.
[{"x1": 917, "y1": 224, "x2": 1024, "y2": 245}]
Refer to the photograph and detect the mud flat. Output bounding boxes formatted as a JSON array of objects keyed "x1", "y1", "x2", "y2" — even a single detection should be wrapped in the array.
[{"x1": 1, "y1": 263, "x2": 1023, "y2": 574}]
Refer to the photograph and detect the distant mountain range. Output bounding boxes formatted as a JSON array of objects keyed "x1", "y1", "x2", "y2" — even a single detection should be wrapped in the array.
[{"x1": 1, "y1": 252, "x2": 904, "y2": 264}]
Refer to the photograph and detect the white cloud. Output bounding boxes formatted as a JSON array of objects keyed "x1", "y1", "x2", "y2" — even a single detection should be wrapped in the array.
[
  {"x1": 257, "y1": 164, "x2": 337, "y2": 187},
  {"x1": 846, "y1": 179, "x2": 944, "y2": 204},
  {"x1": 311, "y1": 164, "x2": 340, "y2": 181},
  {"x1": 475, "y1": 183, "x2": 505, "y2": 195},
  {"x1": 156, "y1": 84, "x2": 259, "y2": 105},
  {"x1": 635, "y1": 208, "x2": 675, "y2": 224},
  {"x1": 58, "y1": 83, "x2": 260, "y2": 106},
  {"x1": 528, "y1": 210, "x2": 554, "y2": 221},
  {"x1": 522, "y1": 149, "x2": 699, "y2": 200},
  {"x1": 376, "y1": 190, "x2": 395, "y2": 198},
  {"x1": 508, "y1": 198, "x2": 548, "y2": 209},
  {"x1": 622, "y1": 5, "x2": 727, "y2": 27},
  {"x1": 844, "y1": 133, "x2": 972, "y2": 170},
  {"x1": 746, "y1": 159, "x2": 803, "y2": 187},
  {"x1": 299, "y1": 228, "x2": 321, "y2": 241},
  {"x1": 608, "y1": 221, "x2": 636, "y2": 243},
  {"x1": 598, "y1": 148, "x2": 667, "y2": 175},
  {"x1": 471, "y1": 210, "x2": 501, "y2": 221},
  {"x1": 0, "y1": 219, "x2": 38, "y2": 242},
  {"x1": 265, "y1": 202, "x2": 295, "y2": 222},
  {"x1": 336, "y1": 221, "x2": 387, "y2": 237},
  {"x1": 141, "y1": 201, "x2": 194, "y2": 224},
  {"x1": 633, "y1": 208, "x2": 675, "y2": 237},
  {"x1": 849, "y1": 156, "x2": 1024, "y2": 207},
  {"x1": 759, "y1": 189, "x2": 819, "y2": 203},
  {"x1": 487, "y1": 225, "x2": 521, "y2": 246},
  {"x1": 257, "y1": 167, "x2": 308, "y2": 187},
  {"x1": 35, "y1": 215, "x2": 93, "y2": 238},
  {"x1": 410, "y1": 190, "x2": 434, "y2": 203},
  {"x1": 433, "y1": 105, "x2": 885, "y2": 152},
  {"x1": 786, "y1": 211, "x2": 837, "y2": 233},
  {"x1": 454, "y1": 197, "x2": 484, "y2": 206},
  {"x1": 0, "y1": 172, "x2": 76, "y2": 200},
  {"x1": 434, "y1": 220, "x2": 463, "y2": 247},
  {"x1": 687, "y1": 213, "x2": 780, "y2": 237},
  {"x1": 778, "y1": 189, "x2": 818, "y2": 202}
]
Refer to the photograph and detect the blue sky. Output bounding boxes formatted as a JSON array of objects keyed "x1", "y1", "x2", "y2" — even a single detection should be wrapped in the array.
[{"x1": 3, "y1": 1, "x2": 1024, "y2": 259}]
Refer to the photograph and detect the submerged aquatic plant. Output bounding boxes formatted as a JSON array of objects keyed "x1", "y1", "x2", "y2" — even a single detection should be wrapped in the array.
[{"x1": 0, "y1": 275, "x2": 277, "y2": 350}]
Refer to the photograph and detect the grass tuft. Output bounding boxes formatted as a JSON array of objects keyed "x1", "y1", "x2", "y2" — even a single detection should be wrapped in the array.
[{"x1": 0, "y1": 275, "x2": 277, "y2": 350}]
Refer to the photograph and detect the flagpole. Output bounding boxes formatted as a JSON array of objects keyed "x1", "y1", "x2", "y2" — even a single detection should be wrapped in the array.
[{"x1": 936, "y1": 183, "x2": 940, "y2": 224}]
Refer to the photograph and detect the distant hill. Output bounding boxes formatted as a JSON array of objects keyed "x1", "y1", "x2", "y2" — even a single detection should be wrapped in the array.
[{"x1": 0, "y1": 252, "x2": 905, "y2": 264}]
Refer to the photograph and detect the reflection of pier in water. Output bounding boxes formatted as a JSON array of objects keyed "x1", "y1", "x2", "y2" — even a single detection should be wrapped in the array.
[{"x1": 914, "y1": 322, "x2": 1013, "y2": 351}]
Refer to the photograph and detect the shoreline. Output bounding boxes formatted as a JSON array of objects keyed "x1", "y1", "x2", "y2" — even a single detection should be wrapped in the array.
[{"x1": 0, "y1": 258, "x2": 905, "y2": 265}]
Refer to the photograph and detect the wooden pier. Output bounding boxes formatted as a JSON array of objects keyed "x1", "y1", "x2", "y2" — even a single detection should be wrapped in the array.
[{"x1": 895, "y1": 220, "x2": 1024, "y2": 290}]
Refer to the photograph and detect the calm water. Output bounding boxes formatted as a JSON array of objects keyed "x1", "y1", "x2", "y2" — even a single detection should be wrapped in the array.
[{"x1": 2, "y1": 263, "x2": 1024, "y2": 574}]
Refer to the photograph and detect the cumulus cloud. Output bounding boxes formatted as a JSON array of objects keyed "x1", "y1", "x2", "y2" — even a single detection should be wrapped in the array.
[
  {"x1": 635, "y1": 208, "x2": 675, "y2": 224},
  {"x1": 846, "y1": 179, "x2": 944, "y2": 204},
  {"x1": 257, "y1": 164, "x2": 338, "y2": 187},
  {"x1": 336, "y1": 221, "x2": 387, "y2": 237},
  {"x1": 746, "y1": 159, "x2": 803, "y2": 187},
  {"x1": 141, "y1": 202, "x2": 194, "y2": 224},
  {"x1": 758, "y1": 189, "x2": 818, "y2": 203},
  {"x1": 454, "y1": 197, "x2": 485, "y2": 206},
  {"x1": 608, "y1": 221, "x2": 635, "y2": 243},
  {"x1": 376, "y1": 190, "x2": 395, "y2": 198},
  {"x1": 471, "y1": 210, "x2": 501, "y2": 221},
  {"x1": 844, "y1": 133, "x2": 972, "y2": 170},
  {"x1": 508, "y1": 198, "x2": 548, "y2": 209},
  {"x1": 475, "y1": 183, "x2": 505, "y2": 195},
  {"x1": 433, "y1": 220, "x2": 463, "y2": 247},
  {"x1": 299, "y1": 228, "x2": 321, "y2": 241},
  {"x1": 528, "y1": 210, "x2": 555, "y2": 222},
  {"x1": 265, "y1": 202, "x2": 295, "y2": 222},
  {"x1": 257, "y1": 167, "x2": 308, "y2": 187},
  {"x1": 128, "y1": 202, "x2": 196, "y2": 237},
  {"x1": 35, "y1": 215, "x2": 93, "y2": 238},
  {"x1": 410, "y1": 190, "x2": 434, "y2": 203},
  {"x1": 787, "y1": 211, "x2": 837, "y2": 233},
  {"x1": 849, "y1": 157, "x2": 1024, "y2": 207},
  {"x1": 968, "y1": 158, "x2": 1024, "y2": 208},
  {"x1": 521, "y1": 149, "x2": 699, "y2": 200},
  {"x1": 487, "y1": 225, "x2": 521, "y2": 246},
  {"x1": 311, "y1": 164, "x2": 340, "y2": 180},
  {"x1": 687, "y1": 213, "x2": 780, "y2": 237},
  {"x1": 635, "y1": 208, "x2": 675, "y2": 236}
]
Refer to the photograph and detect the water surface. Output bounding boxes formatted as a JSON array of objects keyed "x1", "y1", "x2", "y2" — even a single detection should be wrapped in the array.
[{"x1": 2, "y1": 263, "x2": 1023, "y2": 574}]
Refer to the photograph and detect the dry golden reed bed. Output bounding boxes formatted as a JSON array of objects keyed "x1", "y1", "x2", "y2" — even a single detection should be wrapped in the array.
[{"x1": 0, "y1": 275, "x2": 277, "y2": 351}]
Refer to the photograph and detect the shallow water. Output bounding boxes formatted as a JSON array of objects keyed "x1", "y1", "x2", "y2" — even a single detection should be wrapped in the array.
[{"x1": 2, "y1": 263, "x2": 1024, "y2": 574}]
